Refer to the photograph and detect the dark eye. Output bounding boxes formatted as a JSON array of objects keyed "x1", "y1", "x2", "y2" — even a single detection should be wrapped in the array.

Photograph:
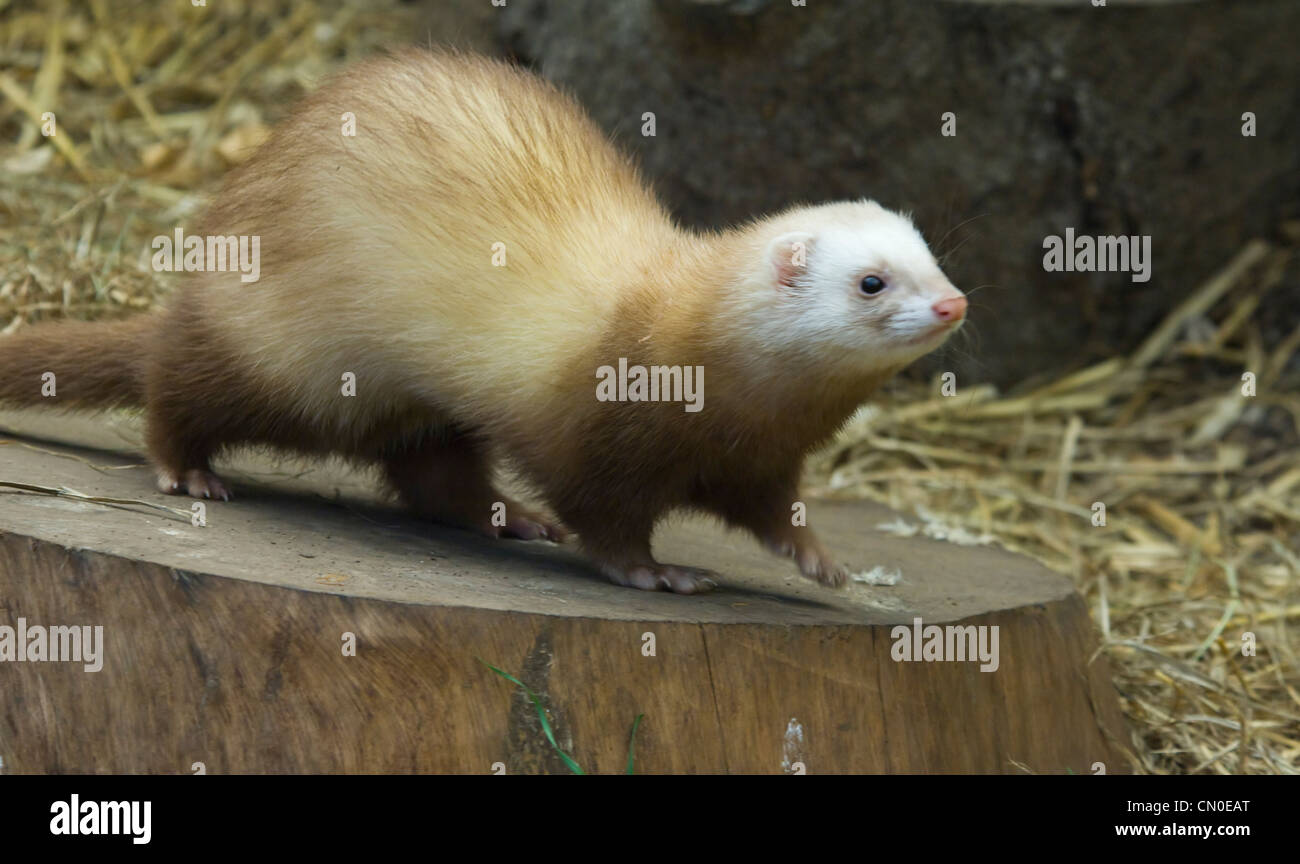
[{"x1": 859, "y1": 275, "x2": 886, "y2": 295}]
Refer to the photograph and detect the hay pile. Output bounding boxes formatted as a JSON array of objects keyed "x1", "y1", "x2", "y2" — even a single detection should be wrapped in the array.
[
  {"x1": 2, "y1": 0, "x2": 1297, "y2": 774},
  {"x1": 0, "y1": 0, "x2": 418, "y2": 327}
]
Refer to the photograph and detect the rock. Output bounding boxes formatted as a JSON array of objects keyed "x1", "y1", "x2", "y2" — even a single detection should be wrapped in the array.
[{"x1": 487, "y1": 0, "x2": 1299, "y2": 385}]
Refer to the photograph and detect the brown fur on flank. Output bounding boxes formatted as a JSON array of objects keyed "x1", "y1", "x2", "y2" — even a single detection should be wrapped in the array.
[{"x1": 0, "y1": 49, "x2": 967, "y2": 594}]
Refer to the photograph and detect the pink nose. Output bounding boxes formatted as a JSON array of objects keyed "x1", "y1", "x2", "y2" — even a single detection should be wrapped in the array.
[{"x1": 932, "y1": 295, "x2": 967, "y2": 322}]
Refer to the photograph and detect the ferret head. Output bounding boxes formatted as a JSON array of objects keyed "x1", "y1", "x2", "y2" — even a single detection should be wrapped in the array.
[{"x1": 737, "y1": 200, "x2": 966, "y2": 371}]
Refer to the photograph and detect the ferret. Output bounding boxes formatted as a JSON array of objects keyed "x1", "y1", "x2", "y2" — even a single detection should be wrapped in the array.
[{"x1": 0, "y1": 50, "x2": 967, "y2": 595}]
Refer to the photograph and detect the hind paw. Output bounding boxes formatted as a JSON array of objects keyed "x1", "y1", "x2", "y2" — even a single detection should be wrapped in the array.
[
  {"x1": 157, "y1": 468, "x2": 231, "y2": 502},
  {"x1": 600, "y1": 563, "x2": 718, "y2": 595}
]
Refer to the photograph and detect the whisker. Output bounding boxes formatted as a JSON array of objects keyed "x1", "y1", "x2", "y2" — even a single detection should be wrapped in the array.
[
  {"x1": 932, "y1": 212, "x2": 991, "y2": 258},
  {"x1": 939, "y1": 231, "x2": 979, "y2": 266}
]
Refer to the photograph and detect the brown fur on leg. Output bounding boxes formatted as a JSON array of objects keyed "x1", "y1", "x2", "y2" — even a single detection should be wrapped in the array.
[
  {"x1": 707, "y1": 475, "x2": 848, "y2": 588},
  {"x1": 383, "y1": 432, "x2": 564, "y2": 541},
  {"x1": 547, "y1": 495, "x2": 716, "y2": 594},
  {"x1": 145, "y1": 393, "x2": 231, "y2": 500}
]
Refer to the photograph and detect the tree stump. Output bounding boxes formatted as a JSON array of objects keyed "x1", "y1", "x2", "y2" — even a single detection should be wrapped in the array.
[{"x1": 0, "y1": 410, "x2": 1130, "y2": 773}]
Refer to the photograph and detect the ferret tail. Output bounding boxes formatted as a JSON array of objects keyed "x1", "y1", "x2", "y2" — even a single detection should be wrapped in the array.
[{"x1": 0, "y1": 315, "x2": 155, "y2": 409}]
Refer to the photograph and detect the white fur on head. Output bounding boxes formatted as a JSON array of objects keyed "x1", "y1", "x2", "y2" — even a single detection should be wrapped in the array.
[{"x1": 742, "y1": 199, "x2": 965, "y2": 370}]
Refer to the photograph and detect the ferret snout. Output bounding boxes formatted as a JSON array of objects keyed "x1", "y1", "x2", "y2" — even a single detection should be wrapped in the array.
[{"x1": 932, "y1": 294, "x2": 967, "y2": 322}]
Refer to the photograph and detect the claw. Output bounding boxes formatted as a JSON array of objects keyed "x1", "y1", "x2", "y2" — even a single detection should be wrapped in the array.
[{"x1": 157, "y1": 469, "x2": 232, "y2": 502}]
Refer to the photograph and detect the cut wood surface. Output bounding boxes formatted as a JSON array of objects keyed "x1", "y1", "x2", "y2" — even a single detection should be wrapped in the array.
[{"x1": 0, "y1": 409, "x2": 1131, "y2": 773}]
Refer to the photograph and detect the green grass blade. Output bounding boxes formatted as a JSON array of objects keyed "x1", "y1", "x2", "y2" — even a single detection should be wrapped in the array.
[
  {"x1": 625, "y1": 713, "x2": 645, "y2": 775},
  {"x1": 479, "y1": 659, "x2": 585, "y2": 775}
]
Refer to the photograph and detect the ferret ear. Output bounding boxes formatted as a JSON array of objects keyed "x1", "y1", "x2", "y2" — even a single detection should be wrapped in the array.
[{"x1": 767, "y1": 232, "x2": 814, "y2": 289}]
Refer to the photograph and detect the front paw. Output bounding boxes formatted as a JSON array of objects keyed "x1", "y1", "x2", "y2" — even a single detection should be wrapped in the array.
[
  {"x1": 795, "y1": 546, "x2": 848, "y2": 588},
  {"x1": 766, "y1": 534, "x2": 847, "y2": 588}
]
